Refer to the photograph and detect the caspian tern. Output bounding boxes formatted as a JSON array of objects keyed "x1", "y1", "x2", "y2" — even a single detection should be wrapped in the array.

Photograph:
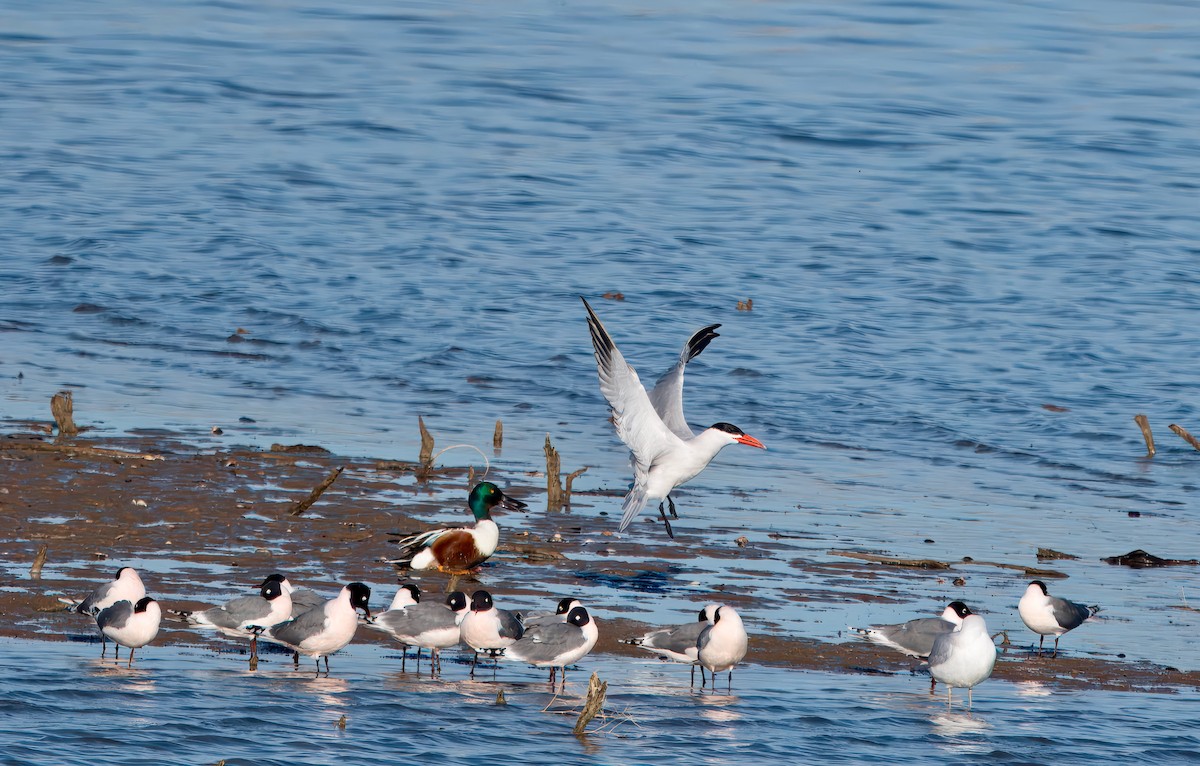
[
  {"x1": 1018, "y1": 580, "x2": 1100, "y2": 658},
  {"x1": 582, "y1": 297, "x2": 765, "y2": 537}
]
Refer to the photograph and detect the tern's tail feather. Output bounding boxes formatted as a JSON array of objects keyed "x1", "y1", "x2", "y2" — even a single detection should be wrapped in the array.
[{"x1": 618, "y1": 488, "x2": 650, "y2": 531}]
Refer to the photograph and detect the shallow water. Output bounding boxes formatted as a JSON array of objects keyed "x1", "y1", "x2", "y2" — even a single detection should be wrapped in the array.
[
  {"x1": 2, "y1": 0, "x2": 1200, "y2": 758},
  {"x1": 4, "y1": 638, "x2": 1199, "y2": 765}
]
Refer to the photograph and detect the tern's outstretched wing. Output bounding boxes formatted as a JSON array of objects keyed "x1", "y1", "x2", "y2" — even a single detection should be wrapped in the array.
[
  {"x1": 647, "y1": 323, "x2": 721, "y2": 440},
  {"x1": 582, "y1": 298, "x2": 684, "y2": 476}
]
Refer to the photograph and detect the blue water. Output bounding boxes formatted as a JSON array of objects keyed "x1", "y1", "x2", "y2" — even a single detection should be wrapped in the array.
[
  {"x1": 3, "y1": 638, "x2": 1198, "y2": 765},
  {"x1": 2, "y1": 0, "x2": 1200, "y2": 760}
]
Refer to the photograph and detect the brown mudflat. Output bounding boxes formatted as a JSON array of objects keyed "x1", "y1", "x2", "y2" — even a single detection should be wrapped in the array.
[{"x1": 2, "y1": 427, "x2": 1197, "y2": 694}]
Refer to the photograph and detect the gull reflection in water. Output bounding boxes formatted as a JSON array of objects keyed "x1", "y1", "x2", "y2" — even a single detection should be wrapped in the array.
[{"x1": 931, "y1": 711, "x2": 992, "y2": 756}]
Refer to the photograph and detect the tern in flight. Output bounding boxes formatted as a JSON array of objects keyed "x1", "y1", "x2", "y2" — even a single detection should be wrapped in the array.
[{"x1": 582, "y1": 297, "x2": 765, "y2": 537}]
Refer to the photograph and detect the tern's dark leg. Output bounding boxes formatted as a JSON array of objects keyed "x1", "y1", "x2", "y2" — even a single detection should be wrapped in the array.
[
  {"x1": 667, "y1": 494, "x2": 678, "y2": 519},
  {"x1": 657, "y1": 503, "x2": 675, "y2": 539},
  {"x1": 324, "y1": 656, "x2": 330, "y2": 674}
]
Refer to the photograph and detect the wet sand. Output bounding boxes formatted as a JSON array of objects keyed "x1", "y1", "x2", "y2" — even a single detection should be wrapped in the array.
[{"x1": 3, "y1": 426, "x2": 1197, "y2": 694}]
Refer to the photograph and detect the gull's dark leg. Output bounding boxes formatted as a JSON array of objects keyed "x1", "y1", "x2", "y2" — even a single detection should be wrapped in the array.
[
  {"x1": 470, "y1": 651, "x2": 478, "y2": 678},
  {"x1": 667, "y1": 494, "x2": 678, "y2": 519},
  {"x1": 1052, "y1": 636, "x2": 1061, "y2": 659},
  {"x1": 127, "y1": 647, "x2": 135, "y2": 668},
  {"x1": 293, "y1": 651, "x2": 300, "y2": 668},
  {"x1": 401, "y1": 646, "x2": 407, "y2": 672},
  {"x1": 657, "y1": 503, "x2": 675, "y2": 539},
  {"x1": 324, "y1": 656, "x2": 330, "y2": 674},
  {"x1": 690, "y1": 664, "x2": 695, "y2": 687}
]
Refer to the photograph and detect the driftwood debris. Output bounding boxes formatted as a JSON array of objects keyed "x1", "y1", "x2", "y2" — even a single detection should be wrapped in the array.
[
  {"x1": 51, "y1": 391, "x2": 78, "y2": 436},
  {"x1": 1134, "y1": 414, "x2": 1155, "y2": 456},
  {"x1": 497, "y1": 542, "x2": 568, "y2": 563},
  {"x1": 1036, "y1": 548, "x2": 1079, "y2": 561},
  {"x1": 1104, "y1": 549, "x2": 1200, "y2": 568},
  {"x1": 573, "y1": 672, "x2": 608, "y2": 736},
  {"x1": 967, "y1": 559, "x2": 1068, "y2": 578},
  {"x1": 0, "y1": 439, "x2": 163, "y2": 461},
  {"x1": 545, "y1": 435, "x2": 563, "y2": 510},
  {"x1": 418, "y1": 417, "x2": 434, "y2": 468},
  {"x1": 288, "y1": 466, "x2": 345, "y2": 517},
  {"x1": 828, "y1": 550, "x2": 951, "y2": 570},
  {"x1": 564, "y1": 467, "x2": 588, "y2": 506},
  {"x1": 30, "y1": 545, "x2": 48, "y2": 580},
  {"x1": 1169, "y1": 423, "x2": 1200, "y2": 452},
  {"x1": 493, "y1": 420, "x2": 503, "y2": 452}
]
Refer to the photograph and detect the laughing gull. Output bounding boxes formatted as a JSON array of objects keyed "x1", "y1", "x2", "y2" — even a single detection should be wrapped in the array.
[
  {"x1": 459, "y1": 590, "x2": 524, "y2": 677},
  {"x1": 258, "y1": 582, "x2": 371, "y2": 674},
  {"x1": 522, "y1": 597, "x2": 583, "y2": 628},
  {"x1": 927, "y1": 613, "x2": 997, "y2": 709},
  {"x1": 96, "y1": 596, "x2": 162, "y2": 667},
  {"x1": 696, "y1": 605, "x2": 748, "y2": 691},
  {"x1": 258, "y1": 574, "x2": 325, "y2": 618},
  {"x1": 506, "y1": 606, "x2": 599, "y2": 685},
  {"x1": 582, "y1": 297, "x2": 765, "y2": 538},
  {"x1": 68, "y1": 567, "x2": 146, "y2": 617},
  {"x1": 177, "y1": 578, "x2": 293, "y2": 660},
  {"x1": 366, "y1": 586, "x2": 468, "y2": 672},
  {"x1": 627, "y1": 604, "x2": 719, "y2": 685},
  {"x1": 850, "y1": 601, "x2": 972, "y2": 658},
  {"x1": 387, "y1": 483, "x2": 529, "y2": 574},
  {"x1": 1018, "y1": 580, "x2": 1100, "y2": 658}
]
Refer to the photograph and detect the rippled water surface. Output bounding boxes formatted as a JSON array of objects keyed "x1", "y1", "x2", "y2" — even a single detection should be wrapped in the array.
[
  {"x1": 4, "y1": 638, "x2": 1199, "y2": 765},
  {"x1": 2, "y1": 0, "x2": 1200, "y2": 760}
]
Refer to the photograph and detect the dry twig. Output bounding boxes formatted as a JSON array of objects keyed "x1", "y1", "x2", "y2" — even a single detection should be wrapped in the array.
[{"x1": 288, "y1": 466, "x2": 345, "y2": 516}]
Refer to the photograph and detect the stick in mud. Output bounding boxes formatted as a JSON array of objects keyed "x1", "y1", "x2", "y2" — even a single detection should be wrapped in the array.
[
  {"x1": 545, "y1": 434, "x2": 563, "y2": 511},
  {"x1": 1168, "y1": 423, "x2": 1200, "y2": 452},
  {"x1": 288, "y1": 466, "x2": 345, "y2": 516},
  {"x1": 30, "y1": 545, "x2": 48, "y2": 580},
  {"x1": 418, "y1": 416, "x2": 434, "y2": 467},
  {"x1": 564, "y1": 467, "x2": 588, "y2": 508},
  {"x1": 51, "y1": 391, "x2": 78, "y2": 436},
  {"x1": 1134, "y1": 414, "x2": 1155, "y2": 457},
  {"x1": 493, "y1": 419, "x2": 503, "y2": 452},
  {"x1": 573, "y1": 672, "x2": 607, "y2": 736}
]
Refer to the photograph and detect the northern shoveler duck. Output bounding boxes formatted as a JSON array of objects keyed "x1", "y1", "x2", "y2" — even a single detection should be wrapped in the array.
[{"x1": 386, "y1": 482, "x2": 528, "y2": 574}]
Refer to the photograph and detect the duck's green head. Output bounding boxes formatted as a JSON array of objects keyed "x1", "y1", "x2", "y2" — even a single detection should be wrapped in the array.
[{"x1": 468, "y1": 481, "x2": 529, "y2": 520}]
